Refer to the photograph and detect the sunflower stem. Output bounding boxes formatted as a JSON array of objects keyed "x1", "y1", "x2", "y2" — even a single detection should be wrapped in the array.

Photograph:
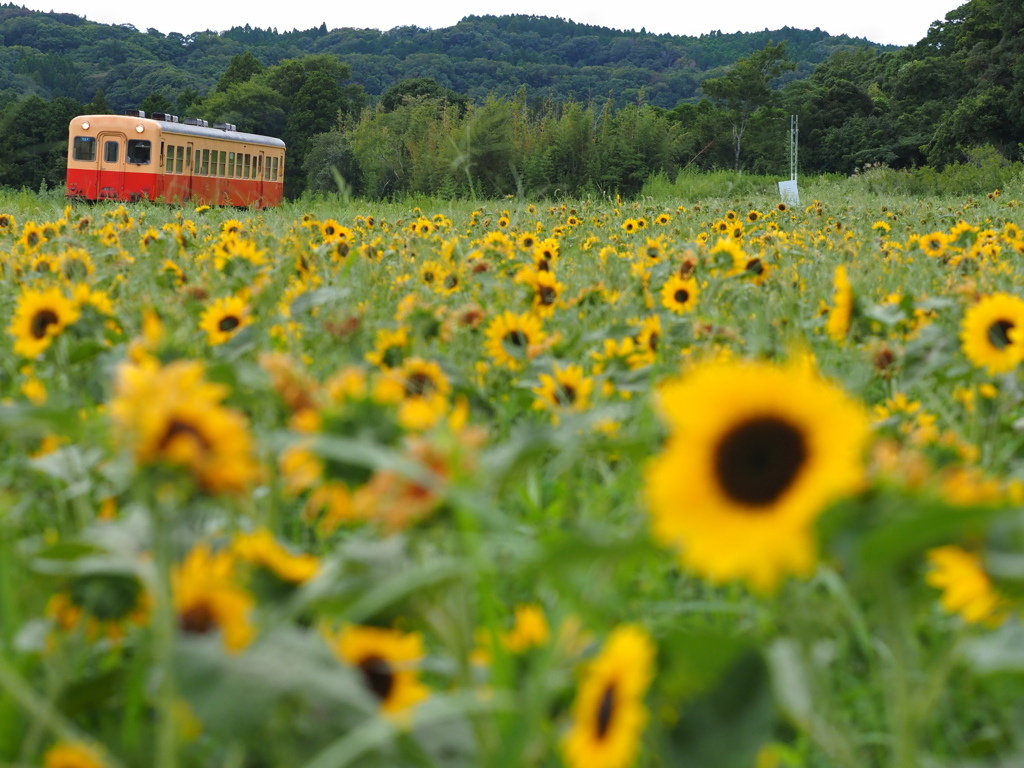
[{"x1": 152, "y1": 495, "x2": 178, "y2": 768}]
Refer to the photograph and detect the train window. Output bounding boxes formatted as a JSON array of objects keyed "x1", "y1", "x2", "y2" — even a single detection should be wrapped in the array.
[
  {"x1": 166, "y1": 145, "x2": 175, "y2": 173},
  {"x1": 257, "y1": 156, "x2": 263, "y2": 179},
  {"x1": 73, "y1": 136, "x2": 97, "y2": 162},
  {"x1": 264, "y1": 156, "x2": 270, "y2": 180},
  {"x1": 201, "y1": 149, "x2": 210, "y2": 176},
  {"x1": 186, "y1": 146, "x2": 192, "y2": 169},
  {"x1": 219, "y1": 151, "x2": 226, "y2": 176},
  {"x1": 175, "y1": 146, "x2": 184, "y2": 174},
  {"x1": 272, "y1": 156, "x2": 279, "y2": 181},
  {"x1": 126, "y1": 140, "x2": 151, "y2": 165},
  {"x1": 104, "y1": 141, "x2": 119, "y2": 163},
  {"x1": 244, "y1": 154, "x2": 251, "y2": 178}
]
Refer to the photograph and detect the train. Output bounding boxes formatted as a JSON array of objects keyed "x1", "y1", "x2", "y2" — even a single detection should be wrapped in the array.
[{"x1": 66, "y1": 111, "x2": 286, "y2": 208}]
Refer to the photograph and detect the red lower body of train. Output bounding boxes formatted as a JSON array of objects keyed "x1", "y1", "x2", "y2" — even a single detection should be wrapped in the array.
[{"x1": 66, "y1": 169, "x2": 283, "y2": 208}]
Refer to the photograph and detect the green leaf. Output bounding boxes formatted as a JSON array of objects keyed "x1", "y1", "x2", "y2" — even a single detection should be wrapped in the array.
[
  {"x1": 291, "y1": 287, "x2": 351, "y2": 315},
  {"x1": 663, "y1": 650, "x2": 774, "y2": 768},
  {"x1": 174, "y1": 628, "x2": 374, "y2": 739}
]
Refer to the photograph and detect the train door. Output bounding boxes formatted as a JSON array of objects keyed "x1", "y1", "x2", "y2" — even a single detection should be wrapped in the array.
[
  {"x1": 97, "y1": 132, "x2": 125, "y2": 199},
  {"x1": 184, "y1": 142, "x2": 195, "y2": 201},
  {"x1": 256, "y1": 151, "x2": 265, "y2": 208}
]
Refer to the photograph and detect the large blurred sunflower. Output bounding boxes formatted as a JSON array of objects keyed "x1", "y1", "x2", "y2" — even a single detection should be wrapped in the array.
[
  {"x1": 8, "y1": 286, "x2": 81, "y2": 357},
  {"x1": 645, "y1": 360, "x2": 868, "y2": 592},
  {"x1": 562, "y1": 624, "x2": 655, "y2": 768},
  {"x1": 960, "y1": 293, "x2": 1024, "y2": 374},
  {"x1": 110, "y1": 358, "x2": 260, "y2": 494}
]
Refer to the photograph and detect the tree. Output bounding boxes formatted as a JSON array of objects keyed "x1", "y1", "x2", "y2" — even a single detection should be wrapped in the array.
[
  {"x1": 701, "y1": 41, "x2": 795, "y2": 169},
  {"x1": 84, "y1": 88, "x2": 111, "y2": 114},
  {"x1": 139, "y1": 91, "x2": 173, "y2": 115},
  {"x1": 216, "y1": 51, "x2": 264, "y2": 93}
]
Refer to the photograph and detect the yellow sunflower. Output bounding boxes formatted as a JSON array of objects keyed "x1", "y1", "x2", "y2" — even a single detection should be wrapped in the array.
[
  {"x1": 44, "y1": 742, "x2": 107, "y2": 768},
  {"x1": 329, "y1": 625, "x2": 429, "y2": 715},
  {"x1": 199, "y1": 295, "x2": 253, "y2": 346},
  {"x1": 110, "y1": 358, "x2": 260, "y2": 494},
  {"x1": 173, "y1": 544, "x2": 254, "y2": 653},
  {"x1": 926, "y1": 545, "x2": 1008, "y2": 626},
  {"x1": 660, "y1": 275, "x2": 698, "y2": 315},
  {"x1": 8, "y1": 286, "x2": 81, "y2": 357},
  {"x1": 562, "y1": 624, "x2": 655, "y2": 768},
  {"x1": 960, "y1": 293, "x2": 1024, "y2": 374},
  {"x1": 233, "y1": 529, "x2": 320, "y2": 584},
  {"x1": 629, "y1": 316, "x2": 661, "y2": 368},
  {"x1": 516, "y1": 266, "x2": 564, "y2": 316},
  {"x1": 374, "y1": 357, "x2": 451, "y2": 430},
  {"x1": 918, "y1": 231, "x2": 950, "y2": 259},
  {"x1": 826, "y1": 265, "x2": 853, "y2": 342},
  {"x1": 533, "y1": 363, "x2": 594, "y2": 414},
  {"x1": 484, "y1": 311, "x2": 546, "y2": 371},
  {"x1": 502, "y1": 604, "x2": 550, "y2": 652},
  {"x1": 0, "y1": 213, "x2": 16, "y2": 234},
  {"x1": 645, "y1": 360, "x2": 869, "y2": 593}
]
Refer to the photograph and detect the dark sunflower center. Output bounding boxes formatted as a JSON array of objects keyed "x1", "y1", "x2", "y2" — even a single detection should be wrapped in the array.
[
  {"x1": 596, "y1": 684, "x2": 616, "y2": 739},
  {"x1": 647, "y1": 248, "x2": 659, "y2": 259},
  {"x1": 746, "y1": 258, "x2": 764, "y2": 275},
  {"x1": 159, "y1": 418, "x2": 210, "y2": 452},
  {"x1": 714, "y1": 416, "x2": 807, "y2": 507},
  {"x1": 674, "y1": 289, "x2": 690, "y2": 304},
  {"x1": 405, "y1": 372, "x2": 435, "y2": 397},
  {"x1": 30, "y1": 309, "x2": 59, "y2": 339},
  {"x1": 358, "y1": 655, "x2": 395, "y2": 701},
  {"x1": 444, "y1": 274, "x2": 458, "y2": 290},
  {"x1": 648, "y1": 332, "x2": 659, "y2": 351},
  {"x1": 557, "y1": 383, "x2": 577, "y2": 406},
  {"x1": 179, "y1": 601, "x2": 216, "y2": 635},
  {"x1": 424, "y1": 271, "x2": 435, "y2": 283},
  {"x1": 505, "y1": 330, "x2": 527, "y2": 347},
  {"x1": 988, "y1": 320, "x2": 1014, "y2": 350},
  {"x1": 539, "y1": 286, "x2": 556, "y2": 305},
  {"x1": 218, "y1": 316, "x2": 241, "y2": 333},
  {"x1": 537, "y1": 260, "x2": 550, "y2": 272},
  {"x1": 325, "y1": 226, "x2": 336, "y2": 236},
  {"x1": 26, "y1": 232, "x2": 39, "y2": 247}
]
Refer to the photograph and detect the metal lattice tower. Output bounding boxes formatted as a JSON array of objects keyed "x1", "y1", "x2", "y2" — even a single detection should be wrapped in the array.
[{"x1": 789, "y1": 115, "x2": 799, "y2": 181}]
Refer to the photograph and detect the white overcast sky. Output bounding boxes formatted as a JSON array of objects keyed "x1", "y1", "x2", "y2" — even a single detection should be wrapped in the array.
[{"x1": 19, "y1": 0, "x2": 963, "y2": 47}]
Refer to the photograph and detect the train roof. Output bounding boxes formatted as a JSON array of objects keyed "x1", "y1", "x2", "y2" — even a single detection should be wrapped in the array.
[{"x1": 70, "y1": 115, "x2": 286, "y2": 149}]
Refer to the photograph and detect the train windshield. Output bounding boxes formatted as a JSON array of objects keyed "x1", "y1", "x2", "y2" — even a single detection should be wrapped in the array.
[
  {"x1": 72, "y1": 136, "x2": 96, "y2": 162},
  {"x1": 126, "y1": 140, "x2": 152, "y2": 165}
]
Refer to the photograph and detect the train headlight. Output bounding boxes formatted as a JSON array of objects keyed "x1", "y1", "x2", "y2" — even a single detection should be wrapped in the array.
[
  {"x1": 81, "y1": 121, "x2": 90, "y2": 130},
  {"x1": 135, "y1": 125, "x2": 145, "y2": 133}
]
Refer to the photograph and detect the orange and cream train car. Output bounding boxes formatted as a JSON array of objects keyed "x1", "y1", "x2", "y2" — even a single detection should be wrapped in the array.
[{"x1": 66, "y1": 111, "x2": 286, "y2": 208}]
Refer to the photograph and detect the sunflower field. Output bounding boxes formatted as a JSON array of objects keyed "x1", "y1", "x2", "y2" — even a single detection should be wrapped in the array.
[{"x1": 3, "y1": 180, "x2": 1024, "y2": 768}]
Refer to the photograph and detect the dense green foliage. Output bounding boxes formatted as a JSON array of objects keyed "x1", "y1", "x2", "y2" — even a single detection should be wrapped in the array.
[
  {"x1": 0, "y1": 6, "x2": 880, "y2": 109},
  {"x1": 1, "y1": 1, "x2": 1024, "y2": 198}
]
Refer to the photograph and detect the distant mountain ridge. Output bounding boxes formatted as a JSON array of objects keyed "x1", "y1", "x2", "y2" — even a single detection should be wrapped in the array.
[{"x1": 0, "y1": 5, "x2": 896, "y2": 110}]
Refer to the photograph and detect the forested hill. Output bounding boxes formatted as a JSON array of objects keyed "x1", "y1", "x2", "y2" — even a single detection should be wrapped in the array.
[{"x1": 0, "y1": 6, "x2": 893, "y2": 110}]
